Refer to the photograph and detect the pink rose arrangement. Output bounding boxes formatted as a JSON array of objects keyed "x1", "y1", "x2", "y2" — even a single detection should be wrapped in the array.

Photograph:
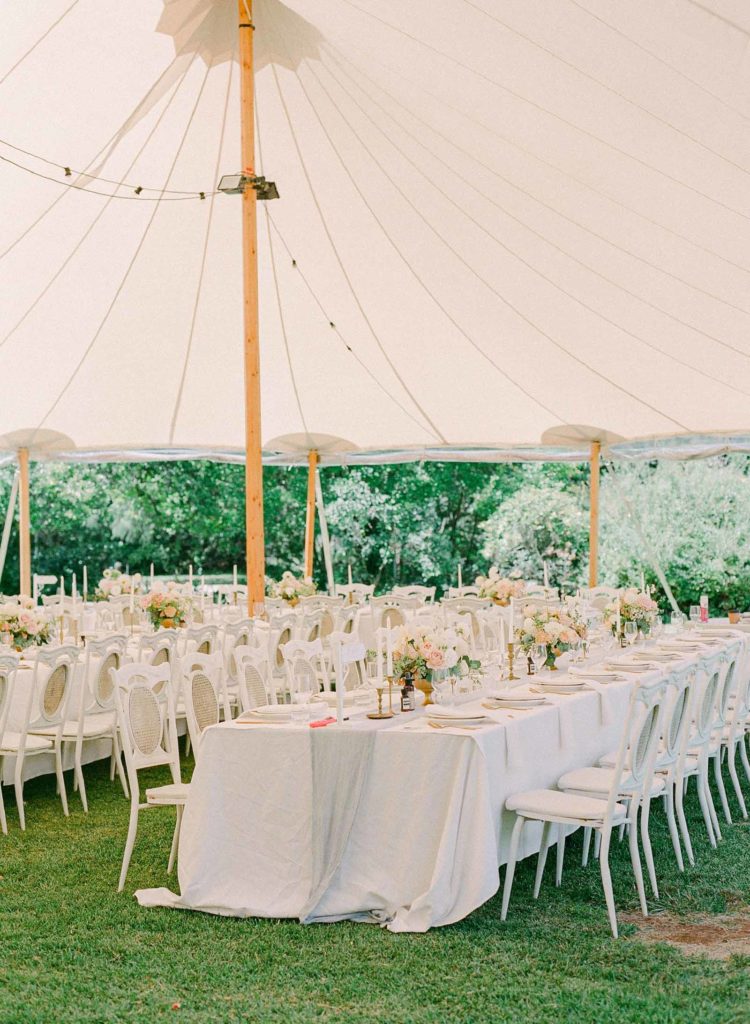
[
  {"x1": 0, "y1": 599, "x2": 52, "y2": 650},
  {"x1": 141, "y1": 583, "x2": 191, "y2": 629},
  {"x1": 475, "y1": 567, "x2": 526, "y2": 605},
  {"x1": 266, "y1": 571, "x2": 316, "y2": 605},
  {"x1": 95, "y1": 567, "x2": 142, "y2": 601},
  {"x1": 515, "y1": 604, "x2": 587, "y2": 668},
  {"x1": 603, "y1": 588, "x2": 659, "y2": 634},
  {"x1": 392, "y1": 624, "x2": 474, "y2": 680}
]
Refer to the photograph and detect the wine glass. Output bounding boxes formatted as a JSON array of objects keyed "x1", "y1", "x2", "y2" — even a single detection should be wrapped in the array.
[
  {"x1": 531, "y1": 643, "x2": 548, "y2": 676},
  {"x1": 624, "y1": 621, "x2": 638, "y2": 647},
  {"x1": 689, "y1": 605, "x2": 701, "y2": 630}
]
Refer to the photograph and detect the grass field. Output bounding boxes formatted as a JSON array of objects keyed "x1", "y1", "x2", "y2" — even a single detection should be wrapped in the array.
[{"x1": 1, "y1": 757, "x2": 750, "y2": 1024}]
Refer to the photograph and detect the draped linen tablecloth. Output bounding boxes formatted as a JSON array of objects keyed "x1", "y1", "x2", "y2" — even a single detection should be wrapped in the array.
[{"x1": 136, "y1": 676, "x2": 633, "y2": 931}]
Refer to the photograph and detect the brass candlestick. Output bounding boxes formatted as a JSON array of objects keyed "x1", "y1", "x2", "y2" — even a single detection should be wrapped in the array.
[
  {"x1": 507, "y1": 642, "x2": 519, "y2": 681},
  {"x1": 367, "y1": 684, "x2": 393, "y2": 720},
  {"x1": 58, "y1": 615, "x2": 65, "y2": 645}
]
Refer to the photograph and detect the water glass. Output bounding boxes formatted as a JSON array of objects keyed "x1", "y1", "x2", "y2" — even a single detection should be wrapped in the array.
[
  {"x1": 531, "y1": 643, "x2": 548, "y2": 675},
  {"x1": 689, "y1": 605, "x2": 701, "y2": 629},
  {"x1": 624, "y1": 622, "x2": 638, "y2": 646}
]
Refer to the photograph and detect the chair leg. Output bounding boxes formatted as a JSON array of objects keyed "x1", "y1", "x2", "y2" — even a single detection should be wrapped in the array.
[
  {"x1": 664, "y1": 784, "x2": 684, "y2": 872},
  {"x1": 118, "y1": 801, "x2": 140, "y2": 892},
  {"x1": 674, "y1": 773, "x2": 695, "y2": 866},
  {"x1": 713, "y1": 752, "x2": 732, "y2": 825},
  {"x1": 727, "y1": 742, "x2": 747, "y2": 819},
  {"x1": 640, "y1": 793, "x2": 658, "y2": 899},
  {"x1": 739, "y1": 734, "x2": 750, "y2": 786},
  {"x1": 75, "y1": 760, "x2": 88, "y2": 814},
  {"x1": 697, "y1": 770, "x2": 717, "y2": 847},
  {"x1": 13, "y1": 756, "x2": 26, "y2": 831},
  {"x1": 598, "y1": 827, "x2": 618, "y2": 938},
  {"x1": 54, "y1": 742, "x2": 69, "y2": 817},
  {"x1": 555, "y1": 826, "x2": 566, "y2": 887},
  {"x1": 0, "y1": 782, "x2": 6, "y2": 835},
  {"x1": 594, "y1": 829, "x2": 602, "y2": 859},
  {"x1": 581, "y1": 826, "x2": 592, "y2": 867},
  {"x1": 533, "y1": 821, "x2": 552, "y2": 899},
  {"x1": 167, "y1": 805, "x2": 183, "y2": 874},
  {"x1": 112, "y1": 731, "x2": 129, "y2": 799},
  {"x1": 501, "y1": 815, "x2": 525, "y2": 921},
  {"x1": 707, "y1": 774, "x2": 722, "y2": 842},
  {"x1": 627, "y1": 804, "x2": 648, "y2": 917}
]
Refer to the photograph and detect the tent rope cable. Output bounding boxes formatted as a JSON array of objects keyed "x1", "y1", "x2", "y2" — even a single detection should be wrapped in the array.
[
  {"x1": 569, "y1": 0, "x2": 750, "y2": 122},
  {"x1": 264, "y1": 43, "x2": 450, "y2": 443},
  {"x1": 322, "y1": 39, "x2": 750, "y2": 276},
  {"x1": 265, "y1": 212, "x2": 442, "y2": 440},
  {"x1": 0, "y1": 0, "x2": 80, "y2": 88},
  {"x1": 0, "y1": 138, "x2": 214, "y2": 197},
  {"x1": 336, "y1": 0, "x2": 750, "y2": 222},
  {"x1": 324, "y1": 45, "x2": 750, "y2": 322},
  {"x1": 35, "y1": 54, "x2": 217, "y2": 431},
  {"x1": 0, "y1": 46, "x2": 203, "y2": 353},
  {"x1": 265, "y1": 8, "x2": 566, "y2": 429},
  {"x1": 285, "y1": 37, "x2": 690, "y2": 431},
  {"x1": 0, "y1": 32, "x2": 204, "y2": 263},
  {"x1": 168, "y1": 47, "x2": 236, "y2": 444},
  {"x1": 0, "y1": 153, "x2": 217, "y2": 201},
  {"x1": 316, "y1": 54, "x2": 750, "y2": 389},
  {"x1": 464, "y1": 0, "x2": 750, "y2": 169}
]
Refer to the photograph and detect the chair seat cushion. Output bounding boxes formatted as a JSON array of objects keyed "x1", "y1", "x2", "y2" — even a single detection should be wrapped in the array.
[
  {"x1": 559, "y1": 766, "x2": 665, "y2": 798},
  {"x1": 34, "y1": 713, "x2": 116, "y2": 739},
  {"x1": 146, "y1": 782, "x2": 190, "y2": 805},
  {"x1": 0, "y1": 731, "x2": 54, "y2": 753},
  {"x1": 506, "y1": 788, "x2": 626, "y2": 821}
]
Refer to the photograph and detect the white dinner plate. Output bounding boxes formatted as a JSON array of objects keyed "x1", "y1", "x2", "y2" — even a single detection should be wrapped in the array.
[
  {"x1": 567, "y1": 667, "x2": 623, "y2": 681},
  {"x1": 484, "y1": 697, "x2": 547, "y2": 709},
  {"x1": 312, "y1": 690, "x2": 371, "y2": 707},
  {"x1": 487, "y1": 688, "x2": 545, "y2": 703},
  {"x1": 530, "y1": 683, "x2": 583, "y2": 695},
  {"x1": 427, "y1": 708, "x2": 488, "y2": 722}
]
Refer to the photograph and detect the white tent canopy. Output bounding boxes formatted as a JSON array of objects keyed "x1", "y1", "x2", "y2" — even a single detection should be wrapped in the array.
[{"x1": 1, "y1": 0, "x2": 750, "y2": 464}]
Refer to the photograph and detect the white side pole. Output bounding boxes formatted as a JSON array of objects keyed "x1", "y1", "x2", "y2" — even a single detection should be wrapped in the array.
[
  {"x1": 0, "y1": 470, "x2": 20, "y2": 589},
  {"x1": 315, "y1": 468, "x2": 335, "y2": 596}
]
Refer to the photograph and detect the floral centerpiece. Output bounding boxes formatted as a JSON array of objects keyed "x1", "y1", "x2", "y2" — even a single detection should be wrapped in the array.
[
  {"x1": 141, "y1": 582, "x2": 191, "y2": 629},
  {"x1": 266, "y1": 571, "x2": 316, "y2": 606},
  {"x1": 514, "y1": 603, "x2": 587, "y2": 669},
  {"x1": 392, "y1": 623, "x2": 476, "y2": 704},
  {"x1": 95, "y1": 567, "x2": 142, "y2": 600},
  {"x1": 603, "y1": 588, "x2": 659, "y2": 637},
  {"x1": 0, "y1": 599, "x2": 52, "y2": 650},
  {"x1": 475, "y1": 566, "x2": 526, "y2": 605}
]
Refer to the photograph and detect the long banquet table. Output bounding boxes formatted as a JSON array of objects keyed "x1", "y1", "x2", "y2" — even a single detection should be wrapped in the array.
[{"x1": 136, "y1": 631, "x2": 746, "y2": 931}]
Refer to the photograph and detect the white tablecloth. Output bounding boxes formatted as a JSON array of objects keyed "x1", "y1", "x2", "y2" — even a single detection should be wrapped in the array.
[{"x1": 135, "y1": 631, "x2": 747, "y2": 931}]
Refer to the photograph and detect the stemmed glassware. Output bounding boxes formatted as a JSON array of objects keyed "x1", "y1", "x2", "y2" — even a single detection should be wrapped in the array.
[
  {"x1": 624, "y1": 621, "x2": 638, "y2": 647},
  {"x1": 531, "y1": 643, "x2": 548, "y2": 676}
]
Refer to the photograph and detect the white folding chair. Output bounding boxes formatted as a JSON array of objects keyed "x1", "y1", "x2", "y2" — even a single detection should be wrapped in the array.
[
  {"x1": 502, "y1": 677, "x2": 669, "y2": 938},
  {"x1": 328, "y1": 632, "x2": 366, "y2": 691},
  {"x1": 221, "y1": 619, "x2": 254, "y2": 715},
  {"x1": 113, "y1": 663, "x2": 188, "y2": 891}
]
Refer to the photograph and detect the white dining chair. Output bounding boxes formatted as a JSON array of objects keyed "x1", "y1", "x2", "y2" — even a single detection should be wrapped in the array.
[
  {"x1": 9, "y1": 645, "x2": 80, "y2": 829},
  {"x1": 180, "y1": 653, "x2": 225, "y2": 758},
  {"x1": 113, "y1": 662, "x2": 188, "y2": 892},
  {"x1": 392, "y1": 585, "x2": 436, "y2": 604},
  {"x1": 502, "y1": 676, "x2": 669, "y2": 938},
  {"x1": 233, "y1": 645, "x2": 272, "y2": 712},
  {"x1": 66, "y1": 633, "x2": 129, "y2": 811}
]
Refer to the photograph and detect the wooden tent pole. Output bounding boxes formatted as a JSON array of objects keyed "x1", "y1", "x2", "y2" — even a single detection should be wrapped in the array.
[
  {"x1": 18, "y1": 448, "x2": 31, "y2": 597},
  {"x1": 588, "y1": 440, "x2": 601, "y2": 588},
  {"x1": 238, "y1": 0, "x2": 264, "y2": 614},
  {"x1": 304, "y1": 450, "x2": 319, "y2": 578}
]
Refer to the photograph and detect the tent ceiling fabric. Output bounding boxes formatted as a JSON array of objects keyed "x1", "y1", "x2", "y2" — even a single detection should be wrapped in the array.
[{"x1": 1, "y1": 0, "x2": 749, "y2": 463}]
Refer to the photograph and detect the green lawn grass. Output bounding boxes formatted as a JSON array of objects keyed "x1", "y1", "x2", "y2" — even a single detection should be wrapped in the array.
[{"x1": 1, "y1": 757, "x2": 750, "y2": 1024}]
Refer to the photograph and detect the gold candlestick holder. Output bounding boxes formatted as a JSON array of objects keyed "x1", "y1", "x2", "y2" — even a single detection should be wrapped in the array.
[
  {"x1": 507, "y1": 642, "x2": 519, "y2": 681},
  {"x1": 367, "y1": 684, "x2": 394, "y2": 720},
  {"x1": 58, "y1": 615, "x2": 65, "y2": 645}
]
